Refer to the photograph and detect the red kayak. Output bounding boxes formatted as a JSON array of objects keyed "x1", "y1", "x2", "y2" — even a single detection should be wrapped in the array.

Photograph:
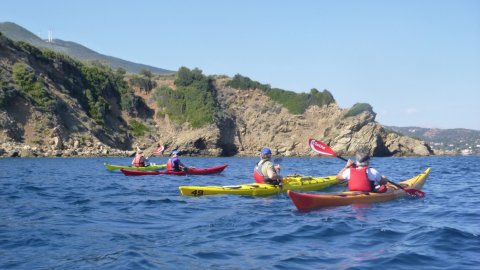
[{"x1": 120, "y1": 164, "x2": 228, "y2": 176}]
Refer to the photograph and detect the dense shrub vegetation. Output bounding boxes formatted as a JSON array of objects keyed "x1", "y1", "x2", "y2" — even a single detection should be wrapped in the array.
[
  {"x1": 0, "y1": 69, "x2": 14, "y2": 108},
  {"x1": 129, "y1": 69, "x2": 157, "y2": 93},
  {"x1": 7, "y1": 38, "x2": 138, "y2": 124},
  {"x1": 128, "y1": 119, "x2": 149, "y2": 136},
  {"x1": 226, "y1": 74, "x2": 335, "y2": 114},
  {"x1": 226, "y1": 74, "x2": 270, "y2": 92},
  {"x1": 12, "y1": 62, "x2": 55, "y2": 112},
  {"x1": 344, "y1": 103, "x2": 374, "y2": 118},
  {"x1": 153, "y1": 67, "x2": 217, "y2": 128}
]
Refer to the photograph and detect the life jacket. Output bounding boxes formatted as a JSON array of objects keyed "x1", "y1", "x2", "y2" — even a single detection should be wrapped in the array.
[
  {"x1": 166, "y1": 158, "x2": 181, "y2": 171},
  {"x1": 132, "y1": 155, "x2": 145, "y2": 167},
  {"x1": 253, "y1": 160, "x2": 269, "y2": 184},
  {"x1": 166, "y1": 159, "x2": 173, "y2": 170},
  {"x1": 348, "y1": 167, "x2": 375, "y2": 192}
]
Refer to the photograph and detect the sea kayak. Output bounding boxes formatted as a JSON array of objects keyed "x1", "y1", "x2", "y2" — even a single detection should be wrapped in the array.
[
  {"x1": 104, "y1": 163, "x2": 166, "y2": 172},
  {"x1": 120, "y1": 164, "x2": 228, "y2": 176},
  {"x1": 288, "y1": 168, "x2": 430, "y2": 211},
  {"x1": 179, "y1": 175, "x2": 339, "y2": 196}
]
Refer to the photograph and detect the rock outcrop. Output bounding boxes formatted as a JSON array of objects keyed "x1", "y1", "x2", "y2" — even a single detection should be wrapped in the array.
[
  {"x1": 0, "y1": 33, "x2": 433, "y2": 157},
  {"x1": 134, "y1": 84, "x2": 433, "y2": 157}
]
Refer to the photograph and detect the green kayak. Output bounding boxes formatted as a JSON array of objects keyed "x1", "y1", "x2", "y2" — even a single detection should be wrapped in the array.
[{"x1": 104, "y1": 162, "x2": 166, "y2": 172}]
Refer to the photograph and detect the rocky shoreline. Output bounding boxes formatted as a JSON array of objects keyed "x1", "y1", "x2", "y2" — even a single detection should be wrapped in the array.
[
  {"x1": 0, "y1": 141, "x2": 135, "y2": 158},
  {"x1": 0, "y1": 141, "x2": 459, "y2": 158}
]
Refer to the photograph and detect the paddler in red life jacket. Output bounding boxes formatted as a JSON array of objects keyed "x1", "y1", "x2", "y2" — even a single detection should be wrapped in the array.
[
  {"x1": 166, "y1": 150, "x2": 187, "y2": 172},
  {"x1": 253, "y1": 147, "x2": 283, "y2": 185},
  {"x1": 337, "y1": 149, "x2": 388, "y2": 192},
  {"x1": 131, "y1": 149, "x2": 148, "y2": 167}
]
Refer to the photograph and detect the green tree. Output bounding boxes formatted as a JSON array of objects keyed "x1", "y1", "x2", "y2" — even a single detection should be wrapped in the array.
[
  {"x1": 344, "y1": 103, "x2": 375, "y2": 118},
  {"x1": 154, "y1": 67, "x2": 218, "y2": 128},
  {"x1": 12, "y1": 62, "x2": 54, "y2": 111},
  {"x1": 139, "y1": 69, "x2": 153, "y2": 78},
  {"x1": 227, "y1": 74, "x2": 335, "y2": 114},
  {"x1": 12, "y1": 62, "x2": 34, "y2": 89},
  {"x1": 128, "y1": 119, "x2": 150, "y2": 136}
]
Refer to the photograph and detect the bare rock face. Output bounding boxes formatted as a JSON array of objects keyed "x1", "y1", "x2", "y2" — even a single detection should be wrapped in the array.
[
  {"x1": 210, "y1": 87, "x2": 431, "y2": 157},
  {"x1": 383, "y1": 132, "x2": 432, "y2": 156},
  {"x1": 140, "y1": 85, "x2": 433, "y2": 157}
]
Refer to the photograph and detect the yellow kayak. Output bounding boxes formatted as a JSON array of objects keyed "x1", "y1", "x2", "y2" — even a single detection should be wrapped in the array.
[
  {"x1": 288, "y1": 168, "x2": 430, "y2": 211},
  {"x1": 179, "y1": 175, "x2": 339, "y2": 196}
]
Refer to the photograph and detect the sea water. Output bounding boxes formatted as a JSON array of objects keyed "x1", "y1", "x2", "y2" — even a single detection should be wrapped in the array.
[{"x1": 0, "y1": 156, "x2": 479, "y2": 269}]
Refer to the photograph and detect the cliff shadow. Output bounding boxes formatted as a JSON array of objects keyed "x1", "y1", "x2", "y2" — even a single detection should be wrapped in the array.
[
  {"x1": 217, "y1": 116, "x2": 238, "y2": 156},
  {"x1": 4, "y1": 95, "x2": 29, "y2": 142}
]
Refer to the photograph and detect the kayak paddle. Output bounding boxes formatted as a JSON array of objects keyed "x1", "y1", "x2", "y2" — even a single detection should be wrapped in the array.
[
  {"x1": 308, "y1": 139, "x2": 425, "y2": 197},
  {"x1": 148, "y1": 145, "x2": 165, "y2": 157},
  {"x1": 385, "y1": 179, "x2": 426, "y2": 197}
]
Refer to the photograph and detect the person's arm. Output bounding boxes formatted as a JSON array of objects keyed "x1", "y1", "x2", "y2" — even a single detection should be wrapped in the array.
[
  {"x1": 178, "y1": 159, "x2": 186, "y2": 168},
  {"x1": 267, "y1": 169, "x2": 282, "y2": 180},
  {"x1": 368, "y1": 168, "x2": 388, "y2": 185},
  {"x1": 274, "y1": 164, "x2": 281, "y2": 174},
  {"x1": 379, "y1": 176, "x2": 388, "y2": 185},
  {"x1": 267, "y1": 164, "x2": 282, "y2": 180},
  {"x1": 143, "y1": 156, "x2": 149, "y2": 166},
  {"x1": 337, "y1": 159, "x2": 353, "y2": 179}
]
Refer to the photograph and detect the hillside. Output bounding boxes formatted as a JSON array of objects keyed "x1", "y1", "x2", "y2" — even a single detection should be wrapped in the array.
[
  {"x1": 386, "y1": 126, "x2": 480, "y2": 155},
  {"x1": 0, "y1": 22, "x2": 174, "y2": 74},
  {"x1": 0, "y1": 32, "x2": 433, "y2": 157}
]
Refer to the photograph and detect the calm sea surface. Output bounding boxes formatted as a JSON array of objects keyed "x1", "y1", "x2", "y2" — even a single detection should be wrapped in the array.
[{"x1": 1, "y1": 156, "x2": 479, "y2": 269}]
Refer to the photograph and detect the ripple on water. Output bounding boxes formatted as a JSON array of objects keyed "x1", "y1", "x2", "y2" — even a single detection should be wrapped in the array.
[{"x1": 0, "y1": 156, "x2": 479, "y2": 269}]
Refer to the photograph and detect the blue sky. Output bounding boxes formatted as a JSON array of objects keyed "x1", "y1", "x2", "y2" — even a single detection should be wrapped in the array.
[{"x1": 2, "y1": 0, "x2": 479, "y2": 130}]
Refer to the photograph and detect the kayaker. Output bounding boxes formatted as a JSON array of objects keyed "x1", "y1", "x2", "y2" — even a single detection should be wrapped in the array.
[
  {"x1": 337, "y1": 149, "x2": 388, "y2": 192},
  {"x1": 131, "y1": 150, "x2": 148, "y2": 167},
  {"x1": 253, "y1": 147, "x2": 283, "y2": 185},
  {"x1": 166, "y1": 150, "x2": 187, "y2": 172}
]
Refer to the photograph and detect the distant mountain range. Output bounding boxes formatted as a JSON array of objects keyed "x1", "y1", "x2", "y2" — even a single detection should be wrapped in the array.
[
  {"x1": 386, "y1": 126, "x2": 480, "y2": 154},
  {"x1": 0, "y1": 22, "x2": 174, "y2": 74}
]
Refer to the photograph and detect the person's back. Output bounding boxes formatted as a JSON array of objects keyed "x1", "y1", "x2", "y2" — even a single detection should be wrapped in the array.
[
  {"x1": 132, "y1": 151, "x2": 147, "y2": 167},
  {"x1": 167, "y1": 150, "x2": 185, "y2": 171},
  {"x1": 347, "y1": 166, "x2": 376, "y2": 192},
  {"x1": 337, "y1": 150, "x2": 387, "y2": 192},
  {"x1": 253, "y1": 148, "x2": 282, "y2": 185},
  {"x1": 171, "y1": 156, "x2": 182, "y2": 171}
]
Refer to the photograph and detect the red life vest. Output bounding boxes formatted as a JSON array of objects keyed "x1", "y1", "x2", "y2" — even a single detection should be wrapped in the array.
[
  {"x1": 166, "y1": 159, "x2": 173, "y2": 171},
  {"x1": 348, "y1": 167, "x2": 374, "y2": 192},
  {"x1": 132, "y1": 155, "x2": 145, "y2": 167},
  {"x1": 253, "y1": 160, "x2": 267, "y2": 183}
]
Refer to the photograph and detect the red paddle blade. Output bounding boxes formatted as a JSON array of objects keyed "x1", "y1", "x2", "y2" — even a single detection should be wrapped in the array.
[
  {"x1": 152, "y1": 145, "x2": 165, "y2": 154},
  {"x1": 404, "y1": 188, "x2": 426, "y2": 198},
  {"x1": 308, "y1": 139, "x2": 336, "y2": 157}
]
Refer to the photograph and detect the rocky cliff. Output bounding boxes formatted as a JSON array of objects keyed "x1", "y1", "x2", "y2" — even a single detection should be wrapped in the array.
[
  {"x1": 159, "y1": 80, "x2": 432, "y2": 157},
  {"x1": 0, "y1": 33, "x2": 433, "y2": 158}
]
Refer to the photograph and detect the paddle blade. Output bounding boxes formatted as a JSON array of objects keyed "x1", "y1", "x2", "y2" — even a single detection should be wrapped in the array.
[
  {"x1": 404, "y1": 188, "x2": 426, "y2": 198},
  {"x1": 308, "y1": 139, "x2": 336, "y2": 157},
  {"x1": 152, "y1": 145, "x2": 165, "y2": 154}
]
